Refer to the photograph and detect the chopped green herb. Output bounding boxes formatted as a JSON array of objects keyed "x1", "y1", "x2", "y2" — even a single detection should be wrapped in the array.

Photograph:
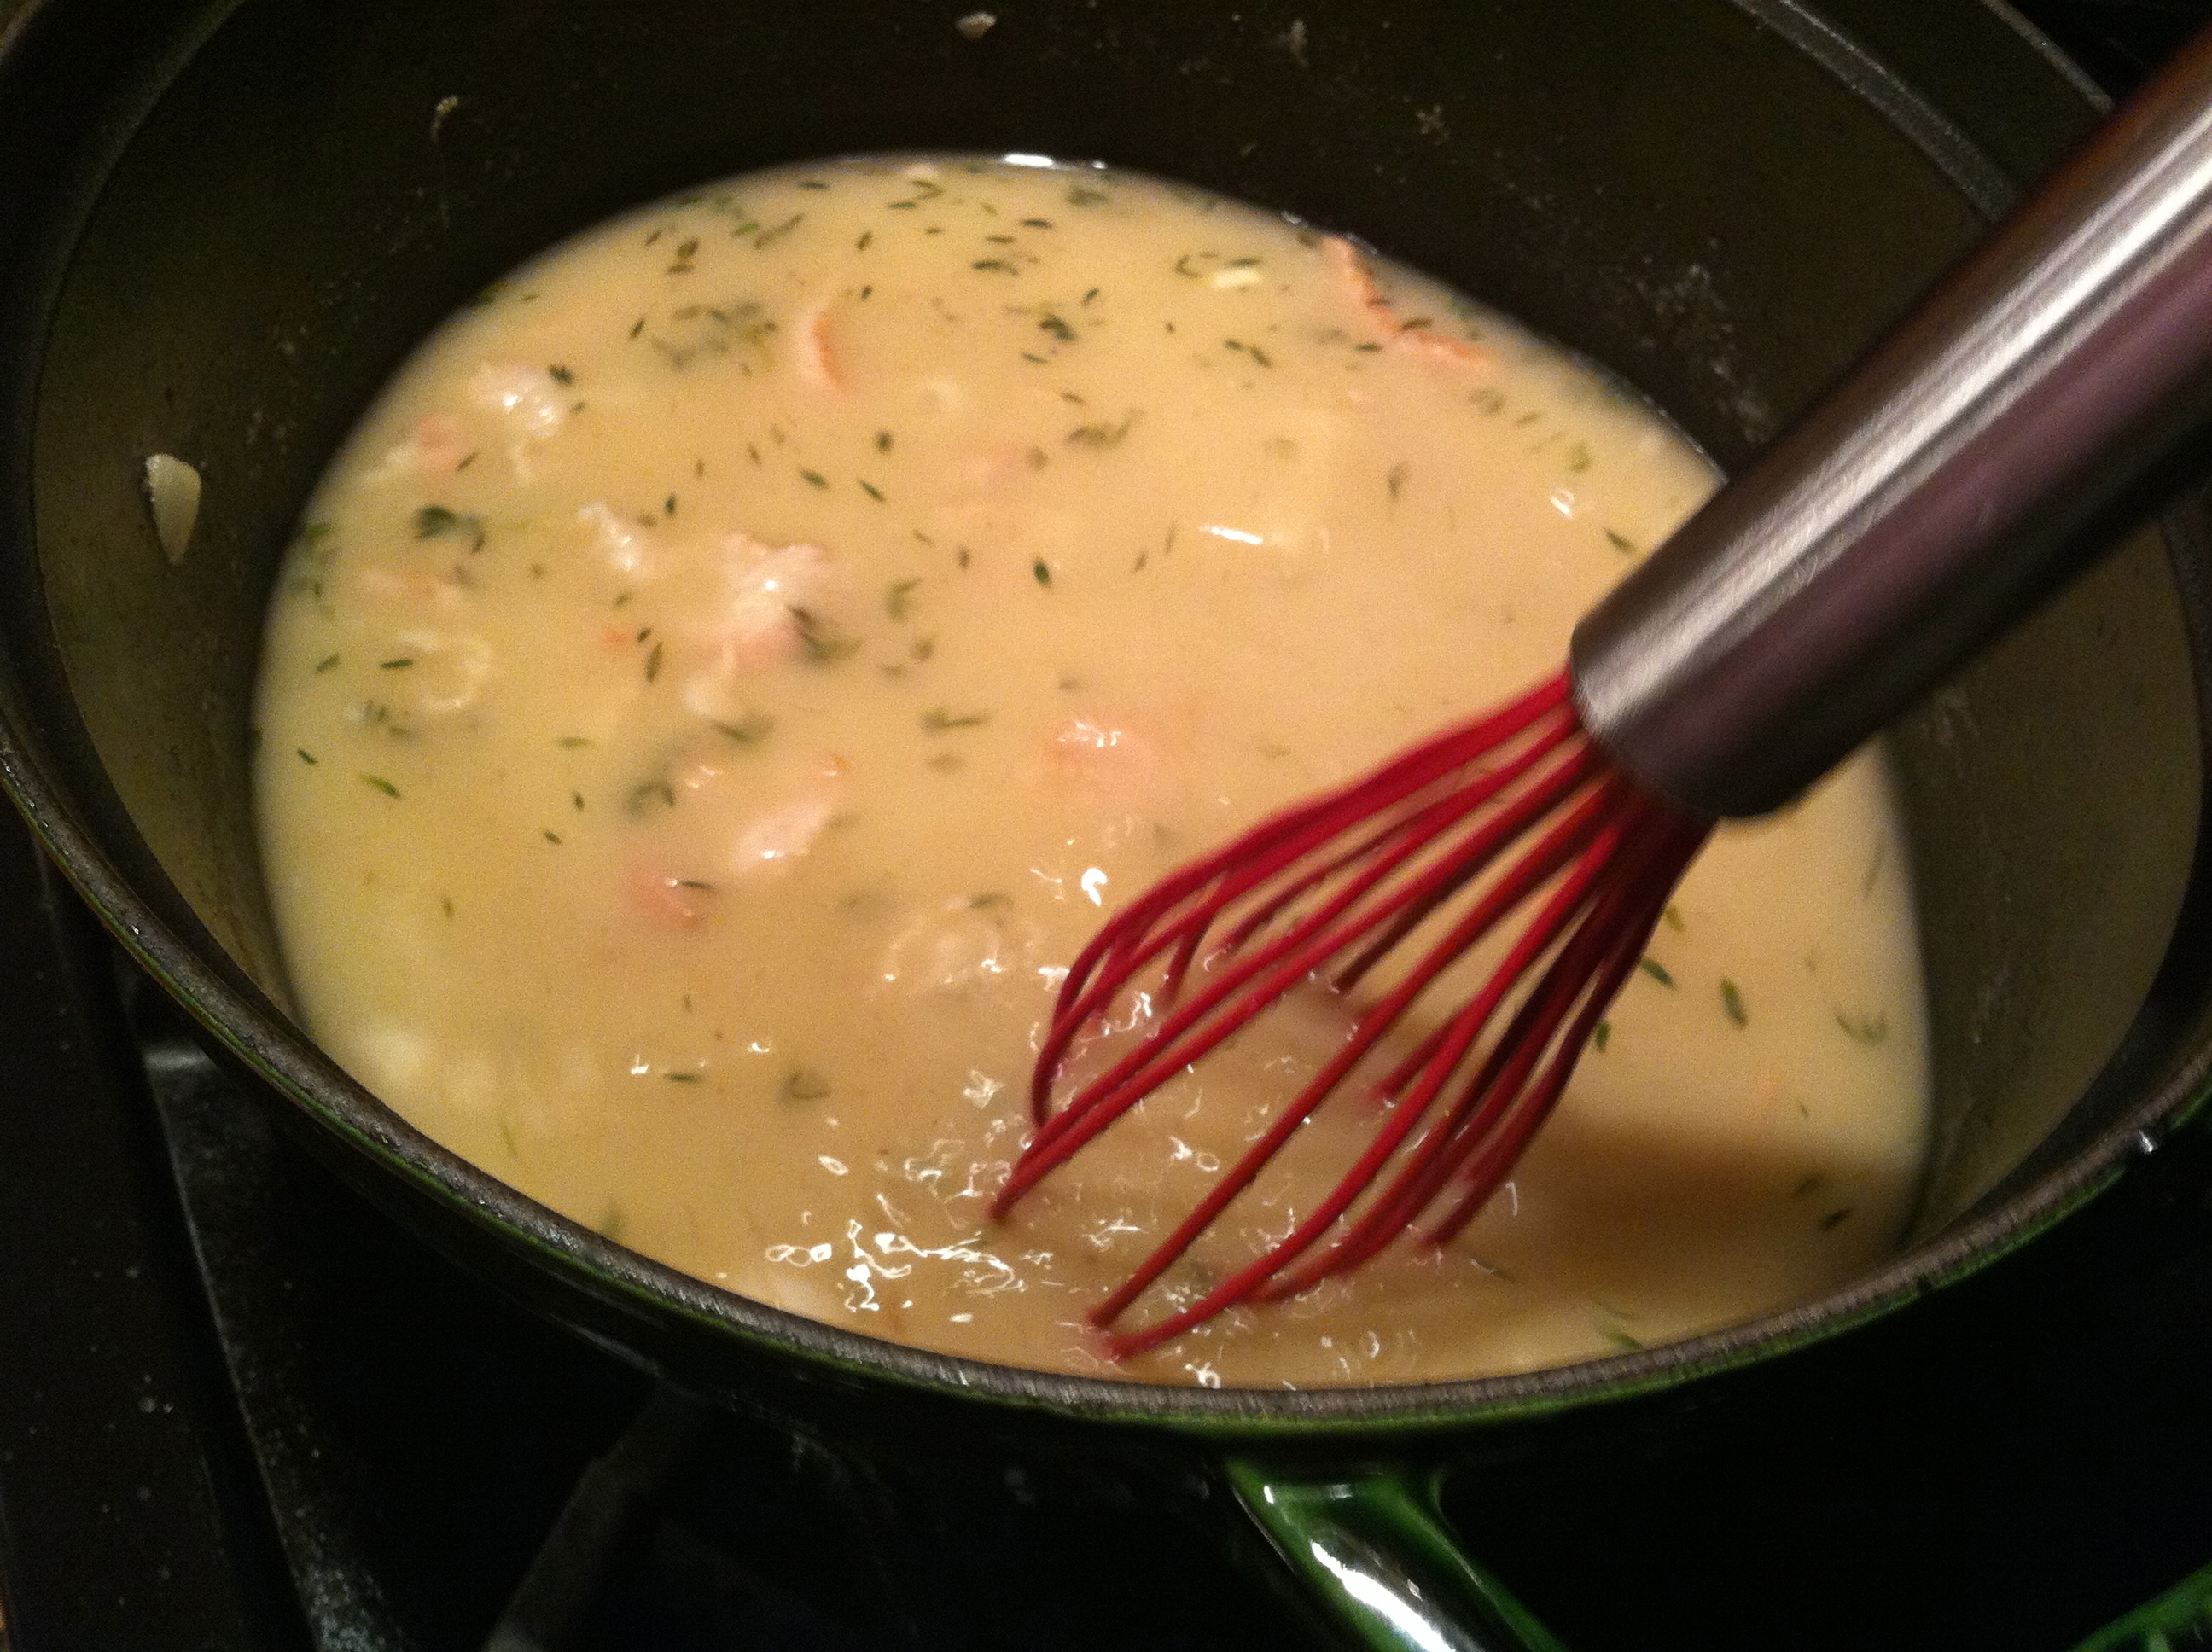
[
  {"x1": 626, "y1": 778, "x2": 677, "y2": 816},
  {"x1": 887, "y1": 578, "x2": 922, "y2": 620},
  {"x1": 859, "y1": 479, "x2": 886, "y2": 502},
  {"x1": 1386, "y1": 462, "x2": 1409, "y2": 502},
  {"x1": 972, "y1": 258, "x2": 1017, "y2": 274},
  {"x1": 1836, "y1": 1010, "x2": 1889, "y2": 1045},
  {"x1": 1067, "y1": 184, "x2": 1109, "y2": 207},
  {"x1": 789, "y1": 607, "x2": 858, "y2": 664},
  {"x1": 969, "y1": 892, "x2": 1011, "y2": 910},
  {"x1": 713, "y1": 713, "x2": 775, "y2": 746},
  {"x1": 1067, "y1": 410, "x2": 1142, "y2": 448},
  {"x1": 922, "y1": 707, "x2": 992, "y2": 732},
  {"x1": 1038, "y1": 313, "x2": 1075, "y2": 341},
  {"x1": 800, "y1": 468, "x2": 829, "y2": 489},
  {"x1": 1604, "y1": 527, "x2": 1638, "y2": 555},
  {"x1": 782, "y1": 1067, "x2": 832, "y2": 1102},
  {"x1": 413, "y1": 504, "x2": 486, "y2": 551},
  {"x1": 379, "y1": 657, "x2": 414, "y2": 671},
  {"x1": 665, "y1": 1070, "x2": 703, "y2": 1083},
  {"x1": 296, "y1": 748, "x2": 317, "y2": 765},
  {"x1": 1592, "y1": 1021, "x2": 1610, "y2": 1053},
  {"x1": 1819, "y1": 1207, "x2": 1853, "y2": 1230},
  {"x1": 556, "y1": 736, "x2": 592, "y2": 749},
  {"x1": 1033, "y1": 559, "x2": 1052, "y2": 587},
  {"x1": 548, "y1": 364, "x2": 574, "y2": 385},
  {"x1": 1720, "y1": 979, "x2": 1749, "y2": 1027},
  {"x1": 644, "y1": 641, "x2": 663, "y2": 682},
  {"x1": 542, "y1": 829, "x2": 563, "y2": 844},
  {"x1": 595, "y1": 1205, "x2": 627, "y2": 1242},
  {"x1": 314, "y1": 654, "x2": 340, "y2": 673},
  {"x1": 360, "y1": 774, "x2": 400, "y2": 799},
  {"x1": 1662, "y1": 905, "x2": 1685, "y2": 931},
  {"x1": 1639, "y1": 957, "x2": 1676, "y2": 987}
]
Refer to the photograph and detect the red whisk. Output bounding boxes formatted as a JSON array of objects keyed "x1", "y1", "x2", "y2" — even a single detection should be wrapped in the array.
[{"x1": 992, "y1": 32, "x2": 2212, "y2": 1358}]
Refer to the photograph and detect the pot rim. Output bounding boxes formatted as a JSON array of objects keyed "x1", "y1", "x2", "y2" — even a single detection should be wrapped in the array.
[{"x1": 9, "y1": 712, "x2": 2211, "y2": 1436}]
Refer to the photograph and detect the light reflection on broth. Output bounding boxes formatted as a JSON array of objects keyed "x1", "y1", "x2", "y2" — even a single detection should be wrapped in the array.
[{"x1": 253, "y1": 156, "x2": 1929, "y2": 1387}]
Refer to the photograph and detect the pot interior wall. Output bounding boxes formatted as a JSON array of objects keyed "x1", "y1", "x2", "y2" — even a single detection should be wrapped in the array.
[{"x1": 20, "y1": 0, "x2": 2203, "y2": 1263}]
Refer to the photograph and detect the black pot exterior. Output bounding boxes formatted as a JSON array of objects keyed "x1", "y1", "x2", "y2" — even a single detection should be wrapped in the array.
[{"x1": 3, "y1": 0, "x2": 2211, "y2": 1442}]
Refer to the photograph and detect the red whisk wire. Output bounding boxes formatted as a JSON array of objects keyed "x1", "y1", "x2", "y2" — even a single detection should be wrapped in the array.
[
  {"x1": 1081, "y1": 774, "x2": 1633, "y2": 1336},
  {"x1": 993, "y1": 668, "x2": 1716, "y2": 1356}
]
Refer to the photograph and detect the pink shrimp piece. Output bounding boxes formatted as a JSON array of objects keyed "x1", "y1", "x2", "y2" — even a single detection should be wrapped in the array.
[
  {"x1": 1324, "y1": 234, "x2": 1390, "y2": 321},
  {"x1": 1045, "y1": 716, "x2": 1161, "y2": 784},
  {"x1": 1322, "y1": 235, "x2": 1494, "y2": 369},
  {"x1": 678, "y1": 535, "x2": 843, "y2": 719},
  {"x1": 414, "y1": 413, "x2": 469, "y2": 474},
  {"x1": 730, "y1": 794, "x2": 836, "y2": 877},
  {"x1": 355, "y1": 567, "x2": 469, "y2": 612},
  {"x1": 623, "y1": 857, "x2": 714, "y2": 928},
  {"x1": 795, "y1": 298, "x2": 843, "y2": 389}
]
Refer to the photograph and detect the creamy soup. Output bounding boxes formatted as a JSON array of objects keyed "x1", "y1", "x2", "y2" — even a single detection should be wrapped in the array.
[{"x1": 253, "y1": 156, "x2": 1929, "y2": 1387}]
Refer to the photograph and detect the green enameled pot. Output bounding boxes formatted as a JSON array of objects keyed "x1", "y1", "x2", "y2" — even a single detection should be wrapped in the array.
[{"x1": 4, "y1": 1, "x2": 2211, "y2": 1645}]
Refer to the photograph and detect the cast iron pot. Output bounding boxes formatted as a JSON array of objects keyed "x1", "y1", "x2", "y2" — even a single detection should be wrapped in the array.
[{"x1": 4, "y1": 0, "x2": 2212, "y2": 1645}]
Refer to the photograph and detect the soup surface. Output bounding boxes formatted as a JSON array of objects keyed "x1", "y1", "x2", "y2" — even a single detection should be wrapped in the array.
[{"x1": 254, "y1": 156, "x2": 1929, "y2": 1387}]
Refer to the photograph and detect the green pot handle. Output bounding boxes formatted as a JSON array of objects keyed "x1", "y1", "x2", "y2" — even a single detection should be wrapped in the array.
[
  {"x1": 2072, "y1": 1559, "x2": 2212, "y2": 1650},
  {"x1": 1224, "y1": 1456, "x2": 1570, "y2": 1652}
]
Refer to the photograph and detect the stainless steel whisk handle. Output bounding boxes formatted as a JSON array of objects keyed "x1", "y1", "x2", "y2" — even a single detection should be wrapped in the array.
[{"x1": 1570, "y1": 28, "x2": 2212, "y2": 820}]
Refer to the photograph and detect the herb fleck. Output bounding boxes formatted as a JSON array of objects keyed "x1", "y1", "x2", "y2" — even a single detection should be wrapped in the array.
[
  {"x1": 413, "y1": 504, "x2": 486, "y2": 550},
  {"x1": 1592, "y1": 1021, "x2": 1610, "y2": 1053},
  {"x1": 315, "y1": 654, "x2": 340, "y2": 674},
  {"x1": 887, "y1": 578, "x2": 922, "y2": 620},
  {"x1": 1836, "y1": 1010, "x2": 1889, "y2": 1045},
  {"x1": 1720, "y1": 979, "x2": 1749, "y2": 1027},
  {"x1": 789, "y1": 607, "x2": 858, "y2": 664},
  {"x1": 1639, "y1": 957, "x2": 1676, "y2": 987},
  {"x1": 1033, "y1": 559, "x2": 1052, "y2": 587},
  {"x1": 626, "y1": 778, "x2": 677, "y2": 817},
  {"x1": 360, "y1": 774, "x2": 400, "y2": 799},
  {"x1": 296, "y1": 748, "x2": 317, "y2": 765},
  {"x1": 783, "y1": 1067, "x2": 832, "y2": 1102},
  {"x1": 800, "y1": 468, "x2": 829, "y2": 489},
  {"x1": 713, "y1": 712, "x2": 775, "y2": 746},
  {"x1": 922, "y1": 707, "x2": 992, "y2": 732},
  {"x1": 1068, "y1": 410, "x2": 1142, "y2": 448}
]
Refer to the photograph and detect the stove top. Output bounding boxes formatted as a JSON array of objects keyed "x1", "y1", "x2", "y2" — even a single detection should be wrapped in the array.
[{"x1": 8, "y1": 6, "x2": 2212, "y2": 1650}]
